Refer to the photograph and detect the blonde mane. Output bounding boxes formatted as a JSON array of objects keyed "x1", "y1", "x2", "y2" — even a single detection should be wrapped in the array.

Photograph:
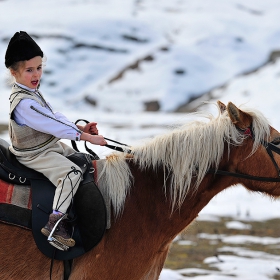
[{"x1": 99, "y1": 105, "x2": 270, "y2": 216}]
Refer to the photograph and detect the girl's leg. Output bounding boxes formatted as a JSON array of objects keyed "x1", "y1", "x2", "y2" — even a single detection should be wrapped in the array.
[
  {"x1": 17, "y1": 142, "x2": 82, "y2": 213},
  {"x1": 17, "y1": 142, "x2": 83, "y2": 249}
]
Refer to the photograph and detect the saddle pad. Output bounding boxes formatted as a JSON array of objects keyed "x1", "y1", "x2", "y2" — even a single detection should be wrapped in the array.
[
  {"x1": 0, "y1": 160, "x2": 111, "y2": 229},
  {"x1": 0, "y1": 160, "x2": 111, "y2": 260}
]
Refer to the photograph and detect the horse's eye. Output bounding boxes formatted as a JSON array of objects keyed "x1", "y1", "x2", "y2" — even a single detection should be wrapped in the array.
[{"x1": 271, "y1": 138, "x2": 280, "y2": 145}]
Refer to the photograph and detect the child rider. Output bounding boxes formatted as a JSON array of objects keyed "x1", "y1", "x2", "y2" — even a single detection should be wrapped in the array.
[{"x1": 5, "y1": 31, "x2": 107, "y2": 249}]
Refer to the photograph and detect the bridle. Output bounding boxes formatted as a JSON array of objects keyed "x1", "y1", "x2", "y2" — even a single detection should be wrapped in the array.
[{"x1": 208, "y1": 126, "x2": 280, "y2": 183}]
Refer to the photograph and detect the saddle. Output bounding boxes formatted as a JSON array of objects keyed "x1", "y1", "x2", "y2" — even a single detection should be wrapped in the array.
[{"x1": 0, "y1": 139, "x2": 107, "y2": 261}]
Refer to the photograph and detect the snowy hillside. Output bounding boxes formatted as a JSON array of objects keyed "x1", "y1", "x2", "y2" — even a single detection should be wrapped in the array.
[{"x1": 1, "y1": 0, "x2": 280, "y2": 117}]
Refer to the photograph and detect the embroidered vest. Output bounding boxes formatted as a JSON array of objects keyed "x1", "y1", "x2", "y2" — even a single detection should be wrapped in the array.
[{"x1": 9, "y1": 84, "x2": 60, "y2": 156}]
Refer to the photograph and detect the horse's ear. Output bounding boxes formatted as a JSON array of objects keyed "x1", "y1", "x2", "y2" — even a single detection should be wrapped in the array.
[
  {"x1": 227, "y1": 102, "x2": 252, "y2": 129},
  {"x1": 217, "y1": 101, "x2": 226, "y2": 113}
]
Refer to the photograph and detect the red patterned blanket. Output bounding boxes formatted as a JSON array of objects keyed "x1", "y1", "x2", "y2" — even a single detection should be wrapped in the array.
[{"x1": 0, "y1": 179, "x2": 32, "y2": 209}]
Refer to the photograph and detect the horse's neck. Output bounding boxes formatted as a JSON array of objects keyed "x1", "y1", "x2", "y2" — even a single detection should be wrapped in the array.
[
  {"x1": 127, "y1": 161, "x2": 234, "y2": 239},
  {"x1": 118, "y1": 164, "x2": 234, "y2": 279}
]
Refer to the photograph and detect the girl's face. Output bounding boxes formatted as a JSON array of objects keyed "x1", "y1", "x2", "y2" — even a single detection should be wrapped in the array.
[{"x1": 11, "y1": 56, "x2": 43, "y2": 89}]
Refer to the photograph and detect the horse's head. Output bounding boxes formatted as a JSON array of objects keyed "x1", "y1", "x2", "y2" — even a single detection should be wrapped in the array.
[{"x1": 219, "y1": 101, "x2": 280, "y2": 197}]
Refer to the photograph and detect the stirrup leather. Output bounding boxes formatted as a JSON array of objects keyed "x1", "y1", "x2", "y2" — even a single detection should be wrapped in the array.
[{"x1": 47, "y1": 214, "x2": 70, "y2": 251}]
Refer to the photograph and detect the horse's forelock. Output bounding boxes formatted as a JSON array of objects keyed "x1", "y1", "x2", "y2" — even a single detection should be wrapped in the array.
[{"x1": 102, "y1": 106, "x2": 270, "y2": 215}]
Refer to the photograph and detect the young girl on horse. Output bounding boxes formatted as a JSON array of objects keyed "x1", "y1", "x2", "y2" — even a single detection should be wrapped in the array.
[{"x1": 5, "y1": 31, "x2": 107, "y2": 249}]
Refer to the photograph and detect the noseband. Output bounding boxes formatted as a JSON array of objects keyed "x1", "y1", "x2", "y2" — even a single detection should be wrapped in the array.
[{"x1": 208, "y1": 127, "x2": 280, "y2": 183}]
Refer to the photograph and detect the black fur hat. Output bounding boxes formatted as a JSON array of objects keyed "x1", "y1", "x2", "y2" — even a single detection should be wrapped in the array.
[{"x1": 5, "y1": 31, "x2": 43, "y2": 68}]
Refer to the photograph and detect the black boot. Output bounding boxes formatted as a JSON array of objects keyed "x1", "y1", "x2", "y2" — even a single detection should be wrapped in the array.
[{"x1": 41, "y1": 213, "x2": 75, "y2": 248}]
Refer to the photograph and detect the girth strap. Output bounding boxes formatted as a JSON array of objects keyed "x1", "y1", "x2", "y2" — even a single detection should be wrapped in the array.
[
  {"x1": 63, "y1": 259, "x2": 73, "y2": 280},
  {"x1": 49, "y1": 253, "x2": 73, "y2": 280}
]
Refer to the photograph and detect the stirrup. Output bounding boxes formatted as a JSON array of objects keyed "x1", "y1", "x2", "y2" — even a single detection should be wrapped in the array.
[{"x1": 47, "y1": 214, "x2": 70, "y2": 251}]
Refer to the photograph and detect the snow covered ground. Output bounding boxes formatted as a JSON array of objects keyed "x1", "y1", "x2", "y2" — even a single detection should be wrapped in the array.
[{"x1": 1, "y1": 0, "x2": 280, "y2": 279}]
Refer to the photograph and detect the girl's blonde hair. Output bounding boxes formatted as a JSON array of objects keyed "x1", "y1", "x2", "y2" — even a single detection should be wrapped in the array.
[{"x1": 7, "y1": 60, "x2": 25, "y2": 85}]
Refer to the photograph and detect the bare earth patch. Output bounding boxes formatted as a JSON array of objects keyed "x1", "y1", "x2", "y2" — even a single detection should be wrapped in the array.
[{"x1": 165, "y1": 217, "x2": 280, "y2": 279}]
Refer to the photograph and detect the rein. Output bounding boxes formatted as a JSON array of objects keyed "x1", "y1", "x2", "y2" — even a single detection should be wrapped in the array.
[
  {"x1": 71, "y1": 119, "x2": 131, "y2": 156},
  {"x1": 208, "y1": 166, "x2": 280, "y2": 182},
  {"x1": 74, "y1": 120, "x2": 280, "y2": 183}
]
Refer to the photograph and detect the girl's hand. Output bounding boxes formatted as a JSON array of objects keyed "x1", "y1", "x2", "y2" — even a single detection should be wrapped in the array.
[
  {"x1": 83, "y1": 122, "x2": 98, "y2": 135},
  {"x1": 91, "y1": 135, "x2": 107, "y2": 146},
  {"x1": 80, "y1": 133, "x2": 107, "y2": 146}
]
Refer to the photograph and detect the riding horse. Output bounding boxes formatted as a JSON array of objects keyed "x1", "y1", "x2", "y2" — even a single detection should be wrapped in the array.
[{"x1": 1, "y1": 101, "x2": 280, "y2": 280}]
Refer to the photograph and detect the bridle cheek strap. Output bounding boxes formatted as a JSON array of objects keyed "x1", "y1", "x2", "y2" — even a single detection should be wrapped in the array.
[{"x1": 265, "y1": 142, "x2": 280, "y2": 177}]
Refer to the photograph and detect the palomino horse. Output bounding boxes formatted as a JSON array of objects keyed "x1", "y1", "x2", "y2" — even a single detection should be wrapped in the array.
[{"x1": 1, "y1": 101, "x2": 280, "y2": 280}]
